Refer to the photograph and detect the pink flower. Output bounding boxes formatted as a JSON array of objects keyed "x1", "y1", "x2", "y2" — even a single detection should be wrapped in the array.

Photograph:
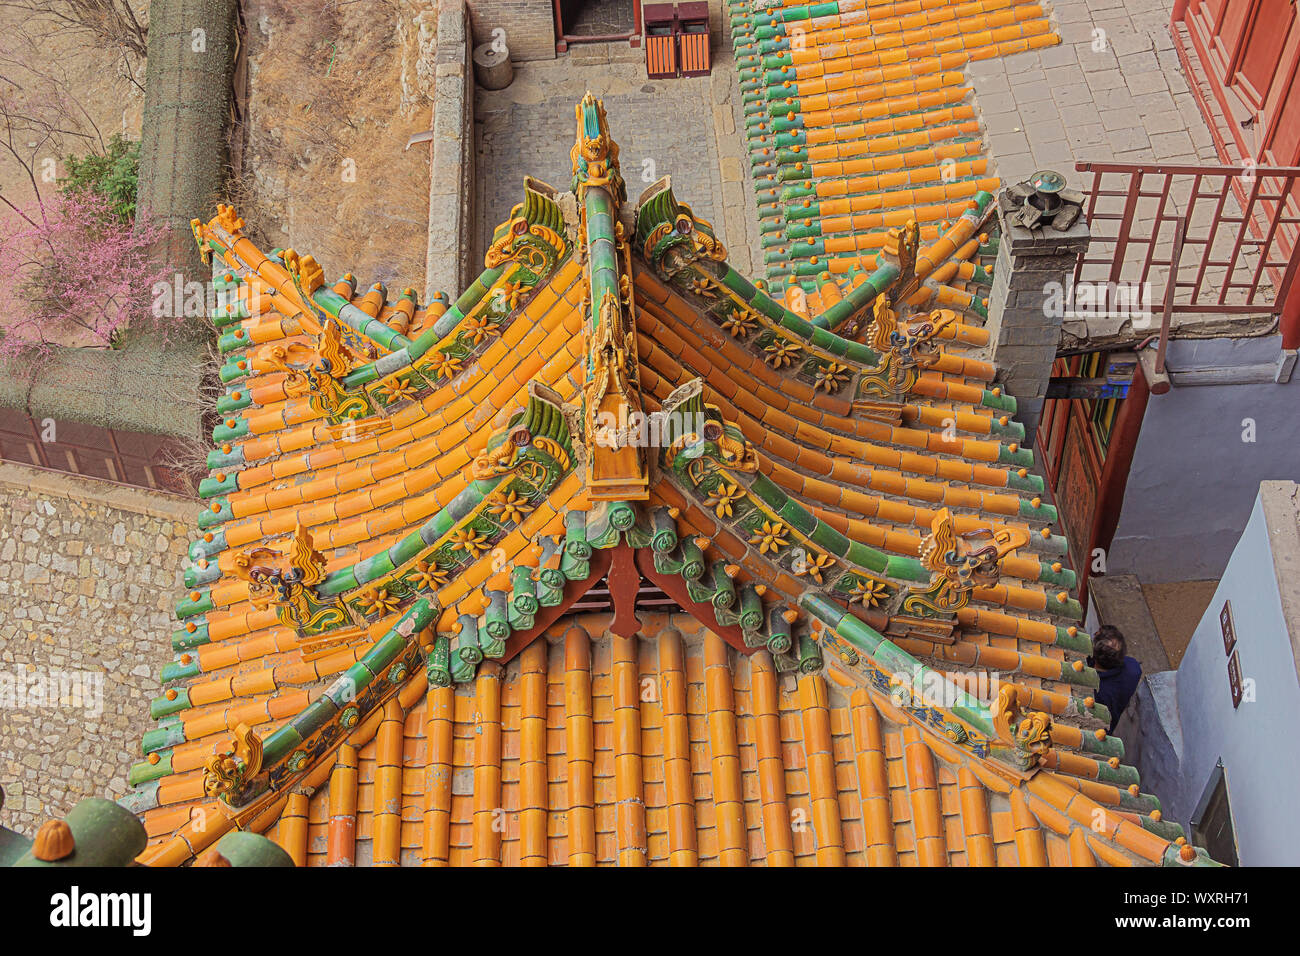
[{"x1": 0, "y1": 191, "x2": 172, "y2": 358}]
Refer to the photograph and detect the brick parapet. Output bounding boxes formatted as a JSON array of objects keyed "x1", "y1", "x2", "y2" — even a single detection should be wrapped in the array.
[{"x1": 985, "y1": 198, "x2": 1092, "y2": 445}]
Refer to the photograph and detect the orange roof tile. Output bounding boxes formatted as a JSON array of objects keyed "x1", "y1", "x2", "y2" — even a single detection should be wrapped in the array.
[{"x1": 109, "y1": 93, "x2": 1219, "y2": 868}]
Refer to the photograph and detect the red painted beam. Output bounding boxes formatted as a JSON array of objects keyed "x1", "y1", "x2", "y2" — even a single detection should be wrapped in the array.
[
  {"x1": 635, "y1": 548, "x2": 752, "y2": 653},
  {"x1": 499, "y1": 548, "x2": 614, "y2": 663}
]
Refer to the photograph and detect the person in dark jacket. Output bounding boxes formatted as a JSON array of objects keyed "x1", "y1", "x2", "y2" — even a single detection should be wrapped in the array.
[{"x1": 1090, "y1": 625, "x2": 1142, "y2": 734}]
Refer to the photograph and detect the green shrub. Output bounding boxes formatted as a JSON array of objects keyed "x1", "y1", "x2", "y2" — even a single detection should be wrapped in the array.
[{"x1": 59, "y1": 134, "x2": 141, "y2": 223}]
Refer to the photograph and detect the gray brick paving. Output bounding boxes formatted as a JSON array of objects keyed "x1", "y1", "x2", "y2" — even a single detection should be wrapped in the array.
[
  {"x1": 473, "y1": 41, "x2": 762, "y2": 280},
  {"x1": 475, "y1": 59, "x2": 721, "y2": 263},
  {"x1": 979, "y1": 0, "x2": 1246, "y2": 290}
]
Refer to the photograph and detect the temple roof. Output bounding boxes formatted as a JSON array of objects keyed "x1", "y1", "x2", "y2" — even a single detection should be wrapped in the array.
[{"x1": 114, "y1": 93, "x2": 1215, "y2": 867}]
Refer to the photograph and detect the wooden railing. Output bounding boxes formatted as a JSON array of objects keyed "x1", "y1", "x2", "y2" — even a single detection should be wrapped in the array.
[{"x1": 1073, "y1": 161, "x2": 1300, "y2": 355}]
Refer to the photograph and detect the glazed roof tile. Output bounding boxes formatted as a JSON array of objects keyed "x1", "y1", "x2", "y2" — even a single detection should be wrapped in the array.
[
  {"x1": 111, "y1": 92, "x2": 1219, "y2": 867},
  {"x1": 733, "y1": 0, "x2": 1057, "y2": 314}
]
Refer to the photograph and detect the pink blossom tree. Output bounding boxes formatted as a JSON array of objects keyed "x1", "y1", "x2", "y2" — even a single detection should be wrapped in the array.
[
  {"x1": 0, "y1": 190, "x2": 170, "y2": 357},
  {"x1": 0, "y1": 20, "x2": 179, "y2": 358}
]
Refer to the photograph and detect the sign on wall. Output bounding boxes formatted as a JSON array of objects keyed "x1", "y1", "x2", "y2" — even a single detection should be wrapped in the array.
[
  {"x1": 1221, "y1": 600, "x2": 1244, "y2": 708},
  {"x1": 1220, "y1": 600, "x2": 1237, "y2": 655},
  {"x1": 1228, "y1": 649, "x2": 1244, "y2": 709}
]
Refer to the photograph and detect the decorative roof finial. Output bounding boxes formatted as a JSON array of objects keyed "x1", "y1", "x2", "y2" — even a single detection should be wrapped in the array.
[
  {"x1": 32, "y1": 819, "x2": 76, "y2": 862},
  {"x1": 571, "y1": 92, "x2": 625, "y2": 204},
  {"x1": 863, "y1": 300, "x2": 955, "y2": 394},
  {"x1": 992, "y1": 684, "x2": 1053, "y2": 770},
  {"x1": 902, "y1": 508, "x2": 1029, "y2": 616},
  {"x1": 203, "y1": 723, "x2": 264, "y2": 800}
]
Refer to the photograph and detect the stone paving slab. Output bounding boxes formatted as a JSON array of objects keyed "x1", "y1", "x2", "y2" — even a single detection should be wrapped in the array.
[
  {"x1": 975, "y1": 0, "x2": 1217, "y2": 188},
  {"x1": 975, "y1": 0, "x2": 1261, "y2": 321},
  {"x1": 475, "y1": 59, "x2": 722, "y2": 262},
  {"x1": 474, "y1": 51, "x2": 765, "y2": 278}
]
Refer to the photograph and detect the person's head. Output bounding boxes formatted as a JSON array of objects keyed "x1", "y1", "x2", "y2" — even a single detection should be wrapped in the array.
[{"x1": 1092, "y1": 625, "x2": 1127, "y2": 670}]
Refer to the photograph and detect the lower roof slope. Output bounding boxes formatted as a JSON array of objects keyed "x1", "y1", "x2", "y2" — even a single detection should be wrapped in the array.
[
  {"x1": 246, "y1": 614, "x2": 1186, "y2": 867},
  {"x1": 731, "y1": 0, "x2": 1058, "y2": 314}
]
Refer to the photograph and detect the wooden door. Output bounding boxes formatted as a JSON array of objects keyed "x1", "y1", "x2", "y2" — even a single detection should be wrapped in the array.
[
  {"x1": 1037, "y1": 353, "x2": 1127, "y2": 587},
  {"x1": 1236, "y1": 0, "x2": 1294, "y2": 109},
  {"x1": 1260, "y1": 14, "x2": 1300, "y2": 168},
  {"x1": 1186, "y1": 0, "x2": 1300, "y2": 164}
]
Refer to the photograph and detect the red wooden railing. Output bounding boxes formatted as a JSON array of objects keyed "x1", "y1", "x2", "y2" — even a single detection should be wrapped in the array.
[{"x1": 1073, "y1": 161, "x2": 1300, "y2": 352}]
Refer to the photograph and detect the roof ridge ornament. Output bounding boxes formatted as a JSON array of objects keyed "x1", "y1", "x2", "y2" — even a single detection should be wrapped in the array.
[
  {"x1": 484, "y1": 178, "x2": 568, "y2": 271},
  {"x1": 634, "y1": 177, "x2": 727, "y2": 280},
  {"x1": 214, "y1": 202, "x2": 245, "y2": 238},
  {"x1": 231, "y1": 522, "x2": 355, "y2": 637},
  {"x1": 861, "y1": 296, "x2": 955, "y2": 395},
  {"x1": 991, "y1": 684, "x2": 1054, "y2": 773},
  {"x1": 584, "y1": 289, "x2": 650, "y2": 500},
  {"x1": 470, "y1": 381, "x2": 576, "y2": 483},
  {"x1": 203, "y1": 723, "x2": 264, "y2": 799},
  {"x1": 882, "y1": 218, "x2": 921, "y2": 301},
  {"x1": 282, "y1": 247, "x2": 325, "y2": 307},
  {"x1": 574, "y1": 95, "x2": 647, "y2": 502},
  {"x1": 316, "y1": 319, "x2": 357, "y2": 378},
  {"x1": 903, "y1": 508, "x2": 1029, "y2": 617},
  {"x1": 303, "y1": 320, "x2": 371, "y2": 424},
  {"x1": 571, "y1": 92, "x2": 625, "y2": 206}
]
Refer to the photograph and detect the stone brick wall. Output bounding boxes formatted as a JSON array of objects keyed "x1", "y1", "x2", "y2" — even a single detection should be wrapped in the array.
[
  {"x1": 0, "y1": 464, "x2": 192, "y2": 835},
  {"x1": 985, "y1": 196, "x2": 1092, "y2": 445},
  {"x1": 426, "y1": 0, "x2": 478, "y2": 299},
  {"x1": 706, "y1": 0, "x2": 725, "y2": 47},
  {"x1": 464, "y1": 0, "x2": 556, "y2": 62}
]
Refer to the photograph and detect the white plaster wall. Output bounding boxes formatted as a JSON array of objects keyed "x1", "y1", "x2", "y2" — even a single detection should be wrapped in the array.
[
  {"x1": 1108, "y1": 336, "x2": 1300, "y2": 583},
  {"x1": 1176, "y1": 493, "x2": 1300, "y2": 865}
]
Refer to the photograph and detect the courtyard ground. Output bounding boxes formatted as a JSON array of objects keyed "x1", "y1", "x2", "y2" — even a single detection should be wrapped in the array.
[
  {"x1": 474, "y1": 43, "x2": 763, "y2": 278},
  {"x1": 976, "y1": 0, "x2": 1261, "y2": 317}
]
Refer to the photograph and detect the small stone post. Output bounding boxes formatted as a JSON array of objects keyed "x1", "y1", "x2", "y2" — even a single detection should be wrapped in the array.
[
  {"x1": 472, "y1": 41, "x2": 513, "y2": 90},
  {"x1": 984, "y1": 186, "x2": 1092, "y2": 446}
]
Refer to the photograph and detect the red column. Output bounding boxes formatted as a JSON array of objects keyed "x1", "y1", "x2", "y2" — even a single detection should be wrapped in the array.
[
  {"x1": 1081, "y1": 363, "x2": 1151, "y2": 608},
  {"x1": 1281, "y1": 273, "x2": 1300, "y2": 350}
]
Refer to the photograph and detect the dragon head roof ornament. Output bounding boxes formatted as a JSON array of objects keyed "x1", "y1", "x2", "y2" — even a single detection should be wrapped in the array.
[
  {"x1": 634, "y1": 177, "x2": 728, "y2": 283},
  {"x1": 230, "y1": 522, "x2": 351, "y2": 637},
  {"x1": 861, "y1": 296, "x2": 956, "y2": 395},
  {"x1": 903, "y1": 508, "x2": 1030, "y2": 617},
  {"x1": 202, "y1": 723, "x2": 264, "y2": 800},
  {"x1": 571, "y1": 92, "x2": 625, "y2": 204},
  {"x1": 883, "y1": 218, "x2": 921, "y2": 302},
  {"x1": 992, "y1": 684, "x2": 1054, "y2": 773}
]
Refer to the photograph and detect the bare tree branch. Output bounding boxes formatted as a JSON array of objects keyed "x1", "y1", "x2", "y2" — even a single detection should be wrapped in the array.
[{"x1": 0, "y1": 0, "x2": 148, "y2": 61}]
